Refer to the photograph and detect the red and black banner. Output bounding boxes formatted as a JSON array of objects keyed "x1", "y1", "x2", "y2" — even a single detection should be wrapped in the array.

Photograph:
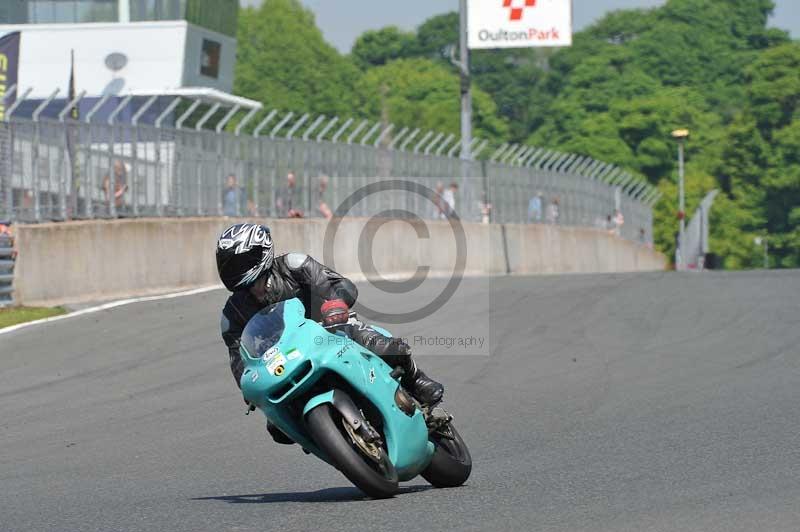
[{"x1": 0, "y1": 32, "x2": 21, "y2": 121}]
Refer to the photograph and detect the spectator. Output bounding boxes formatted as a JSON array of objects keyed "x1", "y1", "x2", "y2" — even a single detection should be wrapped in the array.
[
  {"x1": 275, "y1": 171, "x2": 303, "y2": 218},
  {"x1": 614, "y1": 209, "x2": 625, "y2": 236},
  {"x1": 527, "y1": 190, "x2": 543, "y2": 223},
  {"x1": 431, "y1": 182, "x2": 446, "y2": 219},
  {"x1": 0, "y1": 222, "x2": 14, "y2": 259},
  {"x1": 222, "y1": 173, "x2": 245, "y2": 217},
  {"x1": 315, "y1": 175, "x2": 333, "y2": 220},
  {"x1": 546, "y1": 197, "x2": 560, "y2": 224},
  {"x1": 479, "y1": 192, "x2": 493, "y2": 224},
  {"x1": 102, "y1": 159, "x2": 128, "y2": 213},
  {"x1": 639, "y1": 228, "x2": 651, "y2": 248},
  {"x1": 442, "y1": 182, "x2": 458, "y2": 219}
]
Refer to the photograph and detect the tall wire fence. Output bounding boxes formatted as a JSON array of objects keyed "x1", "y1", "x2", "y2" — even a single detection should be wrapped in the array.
[{"x1": 0, "y1": 111, "x2": 659, "y2": 244}]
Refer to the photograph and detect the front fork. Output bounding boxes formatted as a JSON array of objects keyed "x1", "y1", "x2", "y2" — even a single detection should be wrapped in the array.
[{"x1": 303, "y1": 388, "x2": 382, "y2": 444}]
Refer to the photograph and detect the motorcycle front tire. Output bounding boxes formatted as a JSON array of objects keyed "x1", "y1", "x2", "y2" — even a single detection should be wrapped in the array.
[{"x1": 306, "y1": 404, "x2": 399, "y2": 499}]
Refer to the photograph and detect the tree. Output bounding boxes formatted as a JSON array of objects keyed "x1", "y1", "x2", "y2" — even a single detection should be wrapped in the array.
[
  {"x1": 520, "y1": 0, "x2": 794, "y2": 264},
  {"x1": 351, "y1": 26, "x2": 418, "y2": 69},
  {"x1": 234, "y1": 0, "x2": 361, "y2": 118},
  {"x1": 355, "y1": 58, "x2": 508, "y2": 143},
  {"x1": 744, "y1": 43, "x2": 800, "y2": 133},
  {"x1": 415, "y1": 12, "x2": 459, "y2": 60}
]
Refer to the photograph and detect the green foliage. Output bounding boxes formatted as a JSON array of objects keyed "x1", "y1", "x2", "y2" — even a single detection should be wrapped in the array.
[
  {"x1": 355, "y1": 58, "x2": 508, "y2": 141},
  {"x1": 519, "y1": 0, "x2": 796, "y2": 268},
  {"x1": 351, "y1": 27, "x2": 418, "y2": 69},
  {"x1": 234, "y1": 0, "x2": 361, "y2": 117},
  {"x1": 744, "y1": 43, "x2": 800, "y2": 132},
  {"x1": 415, "y1": 12, "x2": 459, "y2": 59}
]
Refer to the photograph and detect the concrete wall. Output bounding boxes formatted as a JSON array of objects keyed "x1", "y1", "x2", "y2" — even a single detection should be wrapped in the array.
[{"x1": 12, "y1": 218, "x2": 666, "y2": 306}]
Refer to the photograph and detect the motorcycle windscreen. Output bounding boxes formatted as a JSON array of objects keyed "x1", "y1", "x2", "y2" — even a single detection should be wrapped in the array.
[{"x1": 240, "y1": 301, "x2": 287, "y2": 359}]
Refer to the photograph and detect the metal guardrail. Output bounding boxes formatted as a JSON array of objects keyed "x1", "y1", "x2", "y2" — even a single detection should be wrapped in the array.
[
  {"x1": 0, "y1": 87, "x2": 661, "y2": 244},
  {"x1": 0, "y1": 232, "x2": 14, "y2": 307}
]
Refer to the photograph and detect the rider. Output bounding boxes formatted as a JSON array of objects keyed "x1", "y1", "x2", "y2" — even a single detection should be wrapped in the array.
[{"x1": 217, "y1": 223, "x2": 444, "y2": 441}]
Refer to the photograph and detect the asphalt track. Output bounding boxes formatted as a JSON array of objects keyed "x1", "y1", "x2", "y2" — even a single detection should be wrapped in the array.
[{"x1": 2, "y1": 271, "x2": 800, "y2": 532}]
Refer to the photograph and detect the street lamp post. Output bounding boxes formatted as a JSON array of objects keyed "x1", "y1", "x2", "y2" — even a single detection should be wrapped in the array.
[
  {"x1": 672, "y1": 129, "x2": 690, "y2": 270},
  {"x1": 458, "y1": 0, "x2": 472, "y2": 163},
  {"x1": 754, "y1": 236, "x2": 768, "y2": 269}
]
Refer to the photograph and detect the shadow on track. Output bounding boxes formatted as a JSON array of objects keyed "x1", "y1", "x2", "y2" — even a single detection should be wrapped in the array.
[{"x1": 193, "y1": 485, "x2": 433, "y2": 504}]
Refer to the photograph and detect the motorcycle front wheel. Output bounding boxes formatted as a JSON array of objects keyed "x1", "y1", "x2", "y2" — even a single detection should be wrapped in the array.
[
  {"x1": 421, "y1": 422, "x2": 472, "y2": 488},
  {"x1": 306, "y1": 403, "x2": 399, "y2": 499}
]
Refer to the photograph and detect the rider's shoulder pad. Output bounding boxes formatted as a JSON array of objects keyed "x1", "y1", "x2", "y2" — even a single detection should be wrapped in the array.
[{"x1": 284, "y1": 253, "x2": 309, "y2": 270}]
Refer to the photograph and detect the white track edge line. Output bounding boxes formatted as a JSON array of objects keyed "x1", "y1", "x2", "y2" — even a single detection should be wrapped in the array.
[{"x1": 0, "y1": 284, "x2": 224, "y2": 336}]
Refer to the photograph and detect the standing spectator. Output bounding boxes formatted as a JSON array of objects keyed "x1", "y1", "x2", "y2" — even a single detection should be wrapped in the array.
[
  {"x1": 275, "y1": 171, "x2": 303, "y2": 218},
  {"x1": 222, "y1": 173, "x2": 244, "y2": 217},
  {"x1": 639, "y1": 228, "x2": 647, "y2": 245},
  {"x1": 442, "y1": 182, "x2": 458, "y2": 219},
  {"x1": 479, "y1": 192, "x2": 493, "y2": 224},
  {"x1": 614, "y1": 209, "x2": 625, "y2": 236},
  {"x1": 527, "y1": 190, "x2": 543, "y2": 223},
  {"x1": 0, "y1": 222, "x2": 13, "y2": 259},
  {"x1": 102, "y1": 159, "x2": 128, "y2": 214},
  {"x1": 431, "y1": 182, "x2": 446, "y2": 219},
  {"x1": 546, "y1": 197, "x2": 560, "y2": 224},
  {"x1": 315, "y1": 175, "x2": 333, "y2": 220}
]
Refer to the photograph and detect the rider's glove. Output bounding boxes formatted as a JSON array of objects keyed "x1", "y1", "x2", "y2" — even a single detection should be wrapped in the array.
[{"x1": 321, "y1": 299, "x2": 349, "y2": 326}]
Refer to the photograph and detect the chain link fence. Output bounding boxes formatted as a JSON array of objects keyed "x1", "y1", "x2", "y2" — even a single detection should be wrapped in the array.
[{"x1": 0, "y1": 116, "x2": 658, "y2": 244}]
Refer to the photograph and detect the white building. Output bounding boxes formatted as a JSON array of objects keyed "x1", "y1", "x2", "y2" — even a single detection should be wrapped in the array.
[{"x1": 0, "y1": 0, "x2": 255, "y2": 123}]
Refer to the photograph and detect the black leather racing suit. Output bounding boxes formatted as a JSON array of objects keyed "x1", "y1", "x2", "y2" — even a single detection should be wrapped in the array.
[{"x1": 220, "y1": 253, "x2": 414, "y2": 388}]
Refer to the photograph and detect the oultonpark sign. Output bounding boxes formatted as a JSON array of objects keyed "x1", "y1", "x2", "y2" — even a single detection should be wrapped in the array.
[{"x1": 468, "y1": 0, "x2": 573, "y2": 49}]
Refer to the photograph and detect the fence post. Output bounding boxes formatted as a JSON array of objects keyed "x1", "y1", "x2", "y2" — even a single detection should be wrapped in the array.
[{"x1": 31, "y1": 90, "x2": 60, "y2": 221}]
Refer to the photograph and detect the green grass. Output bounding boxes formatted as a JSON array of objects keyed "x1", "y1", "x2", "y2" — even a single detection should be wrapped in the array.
[{"x1": 0, "y1": 306, "x2": 67, "y2": 329}]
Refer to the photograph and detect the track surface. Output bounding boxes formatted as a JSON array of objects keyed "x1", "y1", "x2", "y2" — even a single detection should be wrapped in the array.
[{"x1": 2, "y1": 271, "x2": 800, "y2": 532}]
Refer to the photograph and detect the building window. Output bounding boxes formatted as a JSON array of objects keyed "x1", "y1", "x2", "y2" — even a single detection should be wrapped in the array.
[
  {"x1": 200, "y1": 38, "x2": 220, "y2": 79},
  {"x1": 7, "y1": 0, "x2": 118, "y2": 24},
  {"x1": 130, "y1": 0, "x2": 185, "y2": 22},
  {"x1": 0, "y1": 1, "x2": 29, "y2": 24}
]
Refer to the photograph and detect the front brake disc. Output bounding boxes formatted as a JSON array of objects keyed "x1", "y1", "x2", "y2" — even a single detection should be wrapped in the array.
[{"x1": 342, "y1": 419, "x2": 382, "y2": 462}]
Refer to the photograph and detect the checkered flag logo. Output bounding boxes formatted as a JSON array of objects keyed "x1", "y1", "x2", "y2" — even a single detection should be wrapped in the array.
[{"x1": 503, "y1": 0, "x2": 536, "y2": 21}]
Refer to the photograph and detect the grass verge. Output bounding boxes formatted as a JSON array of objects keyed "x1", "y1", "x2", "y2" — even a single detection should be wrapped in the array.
[{"x1": 0, "y1": 306, "x2": 67, "y2": 329}]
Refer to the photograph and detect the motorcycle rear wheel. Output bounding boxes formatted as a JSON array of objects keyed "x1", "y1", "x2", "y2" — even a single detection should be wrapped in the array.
[
  {"x1": 306, "y1": 403, "x2": 399, "y2": 499},
  {"x1": 421, "y1": 423, "x2": 472, "y2": 488}
]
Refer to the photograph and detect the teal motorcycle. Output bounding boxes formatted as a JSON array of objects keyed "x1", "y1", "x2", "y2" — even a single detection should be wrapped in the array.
[{"x1": 239, "y1": 298, "x2": 472, "y2": 498}]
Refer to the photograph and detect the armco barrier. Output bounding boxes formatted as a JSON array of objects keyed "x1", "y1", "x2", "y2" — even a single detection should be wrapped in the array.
[
  {"x1": 12, "y1": 218, "x2": 666, "y2": 306},
  {"x1": 0, "y1": 232, "x2": 14, "y2": 306}
]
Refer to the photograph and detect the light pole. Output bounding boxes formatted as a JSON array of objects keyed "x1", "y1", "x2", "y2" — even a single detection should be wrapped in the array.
[
  {"x1": 754, "y1": 236, "x2": 768, "y2": 269},
  {"x1": 457, "y1": 0, "x2": 472, "y2": 163},
  {"x1": 449, "y1": 0, "x2": 473, "y2": 218},
  {"x1": 672, "y1": 129, "x2": 690, "y2": 270}
]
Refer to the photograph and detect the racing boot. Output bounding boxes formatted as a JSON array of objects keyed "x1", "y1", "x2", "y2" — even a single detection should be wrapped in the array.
[{"x1": 401, "y1": 359, "x2": 445, "y2": 406}]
